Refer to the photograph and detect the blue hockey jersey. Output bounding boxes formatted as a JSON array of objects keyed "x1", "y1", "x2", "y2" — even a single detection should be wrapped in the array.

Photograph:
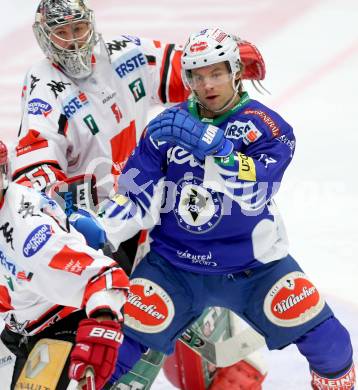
[{"x1": 102, "y1": 92, "x2": 296, "y2": 274}]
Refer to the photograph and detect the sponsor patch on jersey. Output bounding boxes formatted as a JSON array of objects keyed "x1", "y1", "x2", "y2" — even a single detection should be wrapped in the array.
[
  {"x1": 23, "y1": 224, "x2": 53, "y2": 257},
  {"x1": 174, "y1": 176, "x2": 222, "y2": 234},
  {"x1": 16, "y1": 130, "x2": 49, "y2": 157},
  {"x1": 28, "y1": 98, "x2": 53, "y2": 117},
  {"x1": 0, "y1": 248, "x2": 18, "y2": 276},
  {"x1": 225, "y1": 120, "x2": 262, "y2": 145},
  {"x1": 243, "y1": 109, "x2": 281, "y2": 137},
  {"x1": 238, "y1": 152, "x2": 256, "y2": 181},
  {"x1": 114, "y1": 50, "x2": 147, "y2": 79},
  {"x1": 63, "y1": 91, "x2": 89, "y2": 119},
  {"x1": 0, "y1": 351, "x2": 14, "y2": 368},
  {"x1": 176, "y1": 250, "x2": 218, "y2": 267},
  {"x1": 49, "y1": 245, "x2": 94, "y2": 275},
  {"x1": 129, "y1": 78, "x2": 146, "y2": 102},
  {"x1": 263, "y1": 271, "x2": 325, "y2": 327},
  {"x1": 214, "y1": 154, "x2": 235, "y2": 167},
  {"x1": 124, "y1": 278, "x2": 175, "y2": 333},
  {"x1": 276, "y1": 134, "x2": 295, "y2": 153}
]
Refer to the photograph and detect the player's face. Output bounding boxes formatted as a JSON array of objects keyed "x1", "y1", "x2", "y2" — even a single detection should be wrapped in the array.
[
  {"x1": 50, "y1": 21, "x2": 91, "y2": 50},
  {"x1": 190, "y1": 62, "x2": 239, "y2": 115}
]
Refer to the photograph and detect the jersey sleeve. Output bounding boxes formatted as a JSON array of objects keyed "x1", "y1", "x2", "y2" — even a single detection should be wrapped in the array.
[
  {"x1": 203, "y1": 114, "x2": 295, "y2": 212},
  {"x1": 136, "y1": 36, "x2": 190, "y2": 105},
  {"x1": 100, "y1": 131, "x2": 168, "y2": 250},
  {"x1": 10, "y1": 68, "x2": 76, "y2": 189},
  {"x1": 10, "y1": 185, "x2": 129, "y2": 319}
]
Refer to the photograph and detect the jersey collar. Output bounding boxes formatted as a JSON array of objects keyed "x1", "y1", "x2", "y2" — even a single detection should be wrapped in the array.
[{"x1": 187, "y1": 92, "x2": 251, "y2": 126}]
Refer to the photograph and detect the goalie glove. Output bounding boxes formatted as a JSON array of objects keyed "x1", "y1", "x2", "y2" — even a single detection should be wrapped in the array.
[
  {"x1": 69, "y1": 318, "x2": 123, "y2": 390},
  {"x1": 147, "y1": 107, "x2": 233, "y2": 161}
]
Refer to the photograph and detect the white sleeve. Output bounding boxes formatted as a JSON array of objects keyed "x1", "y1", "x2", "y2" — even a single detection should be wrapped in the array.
[
  {"x1": 8, "y1": 184, "x2": 127, "y2": 312},
  {"x1": 133, "y1": 36, "x2": 189, "y2": 105},
  {"x1": 11, "y1": 64, "x2": 78, "y2": 180}
]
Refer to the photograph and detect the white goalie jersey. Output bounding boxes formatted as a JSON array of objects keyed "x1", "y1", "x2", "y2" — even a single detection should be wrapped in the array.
[{"x1": 11, "y1": 35, "x2": 188, "y2": 203}]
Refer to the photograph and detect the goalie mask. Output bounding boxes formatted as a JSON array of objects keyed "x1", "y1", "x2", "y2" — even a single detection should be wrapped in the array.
[
  {"x1": 33, "y1": 0, "x2": 98, "y2": 79},
  {"x1": 0, "y1": 141, "x2": 9, "y2": 193}
]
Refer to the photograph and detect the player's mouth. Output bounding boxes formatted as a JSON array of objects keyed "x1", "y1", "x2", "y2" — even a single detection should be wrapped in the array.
[
  {"x1": 205, "y1": 94, "x2": 219, "y2": 100},
  {"x1": 204, "y1": 95, "x2": 221, "y2": 105}
]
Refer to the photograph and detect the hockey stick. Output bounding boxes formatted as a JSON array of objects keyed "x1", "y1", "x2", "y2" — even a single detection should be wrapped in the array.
[
  {"x1": 179, "y1": 325, "x2": 266, "y2": 367},
  {"x1": 67, "y1": 367, "x2": 96, "y2": 390}
]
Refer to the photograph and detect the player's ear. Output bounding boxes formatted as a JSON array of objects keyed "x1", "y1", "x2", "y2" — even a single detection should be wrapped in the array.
[{"x1": 235, "y1": 67, "x2": 243, "y2": 81}]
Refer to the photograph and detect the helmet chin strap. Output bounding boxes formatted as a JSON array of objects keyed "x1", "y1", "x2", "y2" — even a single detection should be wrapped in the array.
[{"x1": 194, "y1": 76, "x2": 242, "y2": 116}]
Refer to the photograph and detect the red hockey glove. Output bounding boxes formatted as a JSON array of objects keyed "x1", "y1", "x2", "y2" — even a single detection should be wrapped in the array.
[{"x1": 69, "y1": 318, "x2": 123, "y2": 390}]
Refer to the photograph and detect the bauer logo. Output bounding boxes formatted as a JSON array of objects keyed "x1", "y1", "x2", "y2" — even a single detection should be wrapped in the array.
[
  {"x1": 263, "y1": 271, "x2": 325, "y2": 327},
  {"x1": 23, "y1": 224, "x2": 52, "y2": 258},
  {"x1": 124, "y1": 278, "x2": 175, "y2": 333},
  {"x1": 28, "y1": 98, "x2": 52, "y2": 117}
]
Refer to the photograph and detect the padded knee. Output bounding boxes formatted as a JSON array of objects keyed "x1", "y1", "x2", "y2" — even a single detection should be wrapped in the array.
[{"x1": 295, "y1": 316, "x2": 353, "y2": 375}]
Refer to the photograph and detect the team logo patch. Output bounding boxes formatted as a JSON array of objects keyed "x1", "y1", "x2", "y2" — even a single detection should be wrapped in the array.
[
  {"x1": 49, "y1": 245, "x2": 94, "y2": 275},
  {"x1": 124, "y1": 278, "x2": 175, "y2": 333},
  {"x1": 129, "y1": 78, "x2": 146, "y2": 102},
  {"x1": 190, "y1": 42, "x2": 208, "y2": 52},
  {"x1": 174, "y1": 177, "x2": 222, "y2": 234},
  {"x1": 264, "y1": 271, "x2": 325, "y2": 327},
  {"x1": 28, "y1": 98, "x2": 52, "y2": 117},
  {"x1": 23, "y1": 224, "x2": 53, "y2": 257}
]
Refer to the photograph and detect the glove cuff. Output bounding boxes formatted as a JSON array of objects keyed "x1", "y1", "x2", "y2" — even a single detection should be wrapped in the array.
[
  {"x1": 212, "y1": 137, "x2": 234, "y2": 157},
  {"x1": 86, "y1": 289, "x2": 126, "y2": 320}
]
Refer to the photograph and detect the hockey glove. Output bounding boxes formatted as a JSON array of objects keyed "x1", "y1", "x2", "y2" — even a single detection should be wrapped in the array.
[
  {"x1": 69, "y1": 318, "x2": 123, "y2": 390},
  {"x1": 147, "y1": 108, "x2": 233, "y2": 161},
  {"x1": 69, "y1": 208, "x2": 106, "y2": 250}
]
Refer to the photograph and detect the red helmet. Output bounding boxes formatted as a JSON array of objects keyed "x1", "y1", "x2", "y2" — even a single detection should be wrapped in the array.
[{"x1": 0, "y1": 141, "x2": 7, "y2": 167}]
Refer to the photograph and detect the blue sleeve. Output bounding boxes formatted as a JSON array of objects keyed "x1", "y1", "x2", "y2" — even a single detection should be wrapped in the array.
[{"x1": 101, "y1": 133, "x2": 168, "y2": 249}]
